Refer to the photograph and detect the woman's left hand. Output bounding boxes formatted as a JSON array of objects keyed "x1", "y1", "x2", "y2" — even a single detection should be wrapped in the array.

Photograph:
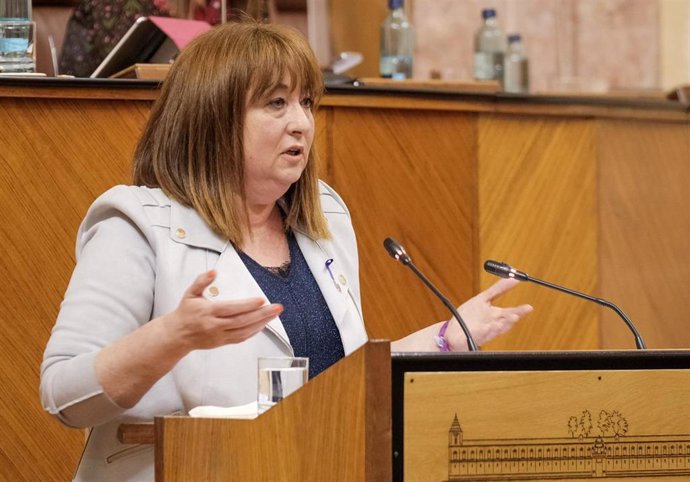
[{"x1": 448, "y1": 278, "x2": 533, "y2": 349}]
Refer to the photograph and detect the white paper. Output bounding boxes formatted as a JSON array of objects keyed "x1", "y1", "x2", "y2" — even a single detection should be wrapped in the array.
[{"x1": 188, "y1": 401, "x2": 258, "y2": 419}]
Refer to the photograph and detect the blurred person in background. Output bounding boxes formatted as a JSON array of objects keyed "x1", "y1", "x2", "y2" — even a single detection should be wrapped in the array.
[{"x1": 58, "y1": 0, "x2": 257, "y2": 76}]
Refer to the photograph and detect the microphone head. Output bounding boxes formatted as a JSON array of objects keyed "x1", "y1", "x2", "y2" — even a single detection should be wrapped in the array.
[
  {"x1": 484, "y1": 260, "x2": 529, "y2": 281},
  {"x1": 383, "y1": 237, "x2": 411, "y2": 265}
]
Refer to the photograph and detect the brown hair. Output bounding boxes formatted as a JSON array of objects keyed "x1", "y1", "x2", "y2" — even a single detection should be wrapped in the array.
[{"x1": 132, "y1": 20, "x2": 329, "y2": 246}]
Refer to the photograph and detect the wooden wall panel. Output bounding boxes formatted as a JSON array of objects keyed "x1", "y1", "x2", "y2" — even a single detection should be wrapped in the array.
[
  {"x1": 328, "y1": 0, "x2": 387, "y2": 78},
  {"x1": 317, "y1": 107, "x2": 478, "y2": 341},
  {"x1": 2, "y1": 86, "x2": 688, "y2": 480},
  {"x1": 478, "y1": 114, "x2": 599, "y2": 350},
  {"x1": 0, "y1": 97, "x2": 151, "y2": 481},
  {"x1": 599, "y1": 119, "x2": 690, "y2": 349}
]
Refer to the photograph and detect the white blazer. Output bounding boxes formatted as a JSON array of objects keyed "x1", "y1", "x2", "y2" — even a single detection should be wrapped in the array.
[{"x1": 40, "y1": 182, "x2": 368, "y2": 481}]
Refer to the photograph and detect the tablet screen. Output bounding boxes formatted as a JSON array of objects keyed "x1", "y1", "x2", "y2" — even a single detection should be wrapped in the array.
[{"x1": 90, "y1": 17, "x2": 174, "y2": 78}]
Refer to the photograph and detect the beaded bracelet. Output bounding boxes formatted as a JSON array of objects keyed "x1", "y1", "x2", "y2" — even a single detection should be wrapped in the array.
[{"x1": 434, "y1": 319, "x2": 452, "y2": 352}]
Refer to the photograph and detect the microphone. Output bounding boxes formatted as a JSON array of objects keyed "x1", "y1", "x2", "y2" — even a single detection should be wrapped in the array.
[
  {"x1": 484, "y1": 260, "x2": 646, "y2": 350},
  {"x1": 384, "y1": 237, "x2": 478, "y2": 351}
]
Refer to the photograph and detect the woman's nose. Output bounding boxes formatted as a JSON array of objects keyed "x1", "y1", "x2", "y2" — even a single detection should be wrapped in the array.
[{"x1": 287, "y1": 104, "x2": 312, "y2": 134}]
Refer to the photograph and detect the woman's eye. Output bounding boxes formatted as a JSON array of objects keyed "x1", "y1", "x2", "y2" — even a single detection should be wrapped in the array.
[
  {"x1": 301, "y1": 97, "x2": 314, "y2": 109},
  {"x1": 268, "y1": 98, "x2": 286, "y2": 109}
]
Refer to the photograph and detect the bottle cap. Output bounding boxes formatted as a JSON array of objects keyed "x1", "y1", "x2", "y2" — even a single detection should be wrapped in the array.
[
  {"x1": 389, "y1": 0, "x2": 404, "y2": 9},
  {"x1": 508, "y1": 33, "x2": 521, "y2": 43},
  {"x1": 481, "y1": 8, "x2": 497, "y2": 19}
]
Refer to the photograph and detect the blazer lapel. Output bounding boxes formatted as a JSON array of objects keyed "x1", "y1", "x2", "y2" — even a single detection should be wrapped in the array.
[
  {"x1": 170, "y1": 200, "x2": 292, "y2": 351},
  {"x1": 168, "y1": 197, "x2": 365, "y2": 355},
  {"x1": 294, "y1": 231, "x2": 366, "y2": 355},
  {"x1": 209, "y1": 248, "x2": 292, "y2": 350}
]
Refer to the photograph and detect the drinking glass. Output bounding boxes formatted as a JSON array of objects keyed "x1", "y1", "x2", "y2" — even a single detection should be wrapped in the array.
[
  {"x1": 257, "y1": 356, "x2": 308, "y2": 414},
  {"x1": 0, "y1": 20, "x2": 35, "y2": 73},
  {"x1": 0, "y1": 0, "x2": 34, "y2": 73}
]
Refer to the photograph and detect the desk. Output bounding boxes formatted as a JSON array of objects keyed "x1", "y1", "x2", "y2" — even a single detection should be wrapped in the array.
[{"x1": 1, "y1": 78, "x2": 689, "y2": 480}]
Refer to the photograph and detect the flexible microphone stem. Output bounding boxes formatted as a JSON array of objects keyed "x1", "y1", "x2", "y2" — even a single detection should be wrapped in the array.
[
  {"x1": 406, "y1": 262, "x2": 479, "y2": 352},
  {"x1": 384, "y1": 238, "x2": 479, "y2": 351},
  {"x1": 528, "y1": 276, "x2": 646, "y2": 350},
  {"x1": 484, "y1": 260, "x2": 646, "y2": 350}
]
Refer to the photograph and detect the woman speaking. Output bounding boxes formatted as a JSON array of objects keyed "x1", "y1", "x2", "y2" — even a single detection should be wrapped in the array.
[{"x1": 41, "y1": 20, "x2": 532, "y2": 481}]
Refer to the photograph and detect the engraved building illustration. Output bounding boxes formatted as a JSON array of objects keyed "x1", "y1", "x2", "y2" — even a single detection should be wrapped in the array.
[{"x1": 446, "y1": 411, "x2": 690, "y2": 480}]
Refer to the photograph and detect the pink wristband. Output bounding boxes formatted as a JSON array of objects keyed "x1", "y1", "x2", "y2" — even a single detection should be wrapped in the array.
[{"x1": 434, "y1": 320, "x2": 451, "y2": 352}]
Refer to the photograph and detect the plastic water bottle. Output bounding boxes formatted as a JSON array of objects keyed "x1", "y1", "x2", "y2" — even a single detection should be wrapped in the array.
[
  {"x1": 380, "y1": 0, "x2": 413, "y2": 80},
  {"x1": 473, "y1": 8, "x2": 506, "y2": 83},
  {"x1": 503, "y1": 34, "x2": 529, "y2": 93},
  {"x1": 0, "y1": 0, "x2": 34, "y2": 73}
]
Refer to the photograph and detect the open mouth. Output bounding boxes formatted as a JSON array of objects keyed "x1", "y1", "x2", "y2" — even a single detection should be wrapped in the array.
[{"x1": 284, "y1": 147, "x2": 304, "y2": 156}]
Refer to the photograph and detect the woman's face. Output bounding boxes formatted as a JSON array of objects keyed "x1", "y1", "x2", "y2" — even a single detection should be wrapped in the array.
[{"x1": 243, "y1": 76, "x2": 315, "y2": 205}]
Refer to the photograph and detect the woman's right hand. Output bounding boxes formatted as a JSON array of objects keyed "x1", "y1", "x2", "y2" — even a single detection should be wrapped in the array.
[
  {"x1": 163, "y1": 270, "x2": 283, "y2": 351},
  {"x1": 94, "y1": 270, "x2": 280, "y2": 409}
]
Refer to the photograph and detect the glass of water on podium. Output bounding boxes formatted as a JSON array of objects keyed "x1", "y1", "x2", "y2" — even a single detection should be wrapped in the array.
[
  {"x1": 257, "y1": 356, "x2": 308, "y2": 414},
  {"x1": 0, "y1": 0, "x2": 35, "y2": 73}
]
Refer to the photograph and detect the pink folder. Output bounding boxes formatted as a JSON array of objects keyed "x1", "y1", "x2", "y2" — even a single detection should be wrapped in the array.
[{"x1": 149, "y1": 16, "x2": 212, "y2": 51}]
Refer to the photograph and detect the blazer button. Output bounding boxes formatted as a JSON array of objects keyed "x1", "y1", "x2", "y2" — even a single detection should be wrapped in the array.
[
  {"x1": 175, "y1": 228, "x2": 187, "y2": 239},
  {"x1": 208, "y1": 286, "x2": 219, "y2": 297},
  {"x1": 338, "y1": 274, "x2": 347, "y2": 286}
]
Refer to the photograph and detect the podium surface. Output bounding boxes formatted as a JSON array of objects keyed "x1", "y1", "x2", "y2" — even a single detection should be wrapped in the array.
[
  {"x1": 120, "y1": 346, "x2": 690, "y2": 481},
  {"x1": 393, "y1": 350, "x2": 690, "y2": 481},
  {"x1": 153, "y1": 341, "x2": 391, "y2": 481}
]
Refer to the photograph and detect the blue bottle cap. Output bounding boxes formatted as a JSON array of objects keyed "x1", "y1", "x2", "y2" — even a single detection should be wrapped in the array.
[
  {"x1": 389, "y1": 0, "x2": 404, "y2": 9},
  {"x1": 482, "y1": 8, "x2": 497, "y2": 19},
  {"x1": 508, "y1": 33, "x2": 521, "y2": 42}
]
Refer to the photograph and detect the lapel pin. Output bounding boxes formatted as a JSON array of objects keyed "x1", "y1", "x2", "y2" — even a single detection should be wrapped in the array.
[{"x1": 325, "y1": 258, "x2": 342, "y2": 292}]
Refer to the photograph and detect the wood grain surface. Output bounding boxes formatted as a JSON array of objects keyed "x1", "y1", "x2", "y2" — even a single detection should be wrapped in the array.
[
  {"x1": 478, "y1": 114, "x2": 599, "y2": 350},
  {"x1": 1, "y1": 84, "x2": 688, "y2": 480},
  {"x1": 155, "y1": 341, "x2": 391, "y2": 481},
  {"x1": 599, "y1": 119, "x2": 690, "y2": 349},
  {"x1": 316, "y1": 106, "x2": 478, "y2": 341},
  {"x1": 405, "y1": 369, "x2": 690, "y2": 481},
  {"x1": 0, "y1": 96, "x2": 150, "y2": 480},
  {"x1": 328, "y1": 0, "x2": 387, "y2": 78}
]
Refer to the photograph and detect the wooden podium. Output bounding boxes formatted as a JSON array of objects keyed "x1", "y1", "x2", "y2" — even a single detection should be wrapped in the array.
[
  {"x1": 392, "y1": 350, "x2": 690, "y2": 481},
  {"x1": 119, "y1": 341, "x2": 392, "y2": 481},
  {"x1": 120, "y1": 345, "x2": 690, "y2": 481}
]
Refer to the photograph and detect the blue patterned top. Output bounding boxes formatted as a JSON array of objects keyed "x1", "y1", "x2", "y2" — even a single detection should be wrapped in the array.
[{"x1": 238, "y1": 232, "x2": 345, "y2": 379}]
